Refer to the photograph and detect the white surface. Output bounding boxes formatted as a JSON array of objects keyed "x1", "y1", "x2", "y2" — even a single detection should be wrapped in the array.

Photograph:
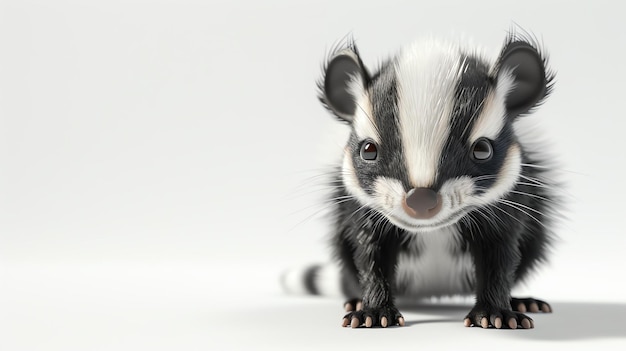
[
  {"x1": 2, "y1": 261, "x2": 625, "y2": 351},
  {"x1": 1, "y1": 0, "x2": 625, "y2": 350}
]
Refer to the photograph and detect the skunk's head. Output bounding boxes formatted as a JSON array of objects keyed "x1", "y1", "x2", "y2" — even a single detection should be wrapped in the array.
[{"x1": 319, "y1": 34, "x2": 553, "y2": 233}]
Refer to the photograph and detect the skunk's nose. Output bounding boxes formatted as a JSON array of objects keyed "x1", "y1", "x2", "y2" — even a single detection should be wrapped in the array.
[{"x1": 402, "y1": 188, "x2": 442, "y2": 219}]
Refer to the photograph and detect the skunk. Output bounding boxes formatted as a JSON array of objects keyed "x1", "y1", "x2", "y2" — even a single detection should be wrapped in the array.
[{"x1": 285, "y1": 31, "x2": 558, "y2": 330}]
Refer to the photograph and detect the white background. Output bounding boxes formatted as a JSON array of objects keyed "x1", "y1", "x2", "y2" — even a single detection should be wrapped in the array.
[{"x1": 1, "y1": 0, "x2": 625, "y2": 350}]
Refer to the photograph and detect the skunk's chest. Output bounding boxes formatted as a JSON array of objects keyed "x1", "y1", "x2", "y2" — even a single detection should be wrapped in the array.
[{"x1": 395, "y1": 225, "x2": 475, "y2": 297}]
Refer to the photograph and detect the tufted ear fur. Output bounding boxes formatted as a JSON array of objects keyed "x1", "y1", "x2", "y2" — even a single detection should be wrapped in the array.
[
  {"x1": 493, "y1": 33, "x2": 554, "y2": 118},
  {"x1": 318, "y1": 42, "x2": 370, "y2": 123}
]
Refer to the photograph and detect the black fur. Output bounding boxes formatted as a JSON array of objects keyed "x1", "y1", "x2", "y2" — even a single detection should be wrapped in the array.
[
  {"x1": 436, "y1": 54, "x2": 493, "y2": 192},
  {"x1": 319, "y1": 32, "x2": 557, "y2": 329},
  {"x1": 331, "y1": 152, "x2": 555, "y2": 328},
  {"x1": 349, "y1": 64, "x2": 411, "y2": 193}
]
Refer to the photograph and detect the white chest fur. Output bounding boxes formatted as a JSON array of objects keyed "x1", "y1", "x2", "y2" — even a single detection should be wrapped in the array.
[{"x1": 395, "y1": 225, "x2": 475, "y2": 297}]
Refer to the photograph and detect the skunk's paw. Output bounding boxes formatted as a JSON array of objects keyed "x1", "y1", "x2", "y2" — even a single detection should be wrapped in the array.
[
  {"x1": 342, "y1": 305, "x2": 404, "y2": 328},
  {"x1": 464, "y1": 304, "x2": 534, "y2": 329},
  {"x1": 511, "y1": 297, "x2": 552, "y2": 313},
  {"x1": 343, "y1": 298, "x2": 362, "y2": 312}
]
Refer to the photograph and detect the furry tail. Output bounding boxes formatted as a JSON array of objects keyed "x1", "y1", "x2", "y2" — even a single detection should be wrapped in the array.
[{"x1": 280, "y1": 263, "x2": 346, "y2": 297}]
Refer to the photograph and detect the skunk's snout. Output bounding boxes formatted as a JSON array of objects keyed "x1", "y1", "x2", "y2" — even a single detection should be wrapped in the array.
[{"x1": 403, "y1": 188, "x2": 442, "y2": 219}]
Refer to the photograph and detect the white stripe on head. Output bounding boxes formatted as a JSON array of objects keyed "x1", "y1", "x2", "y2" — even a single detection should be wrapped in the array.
[
  {"x1": 395, "y1": 40, "x2": 464, "y2": 188},
  {"x1": 468, "y1": 70, "x2": 514, "y2": 143},
  {"x1": 351, "y1": 91, "x2": 381, "y2": 144}
]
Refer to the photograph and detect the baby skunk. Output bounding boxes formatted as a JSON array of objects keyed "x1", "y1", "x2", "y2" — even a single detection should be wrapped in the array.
[{"x1": 286, "y1": 31, "x2": 558, "y2": 330}]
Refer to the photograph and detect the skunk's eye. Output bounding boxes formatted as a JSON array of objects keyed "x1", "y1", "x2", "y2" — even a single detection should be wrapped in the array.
[
  {"x1": 360, "y1": 141, "x2": 378, "y2": 161},
  {"x1": 471, "y1": 138, "x2": 493, "y2": 162}
]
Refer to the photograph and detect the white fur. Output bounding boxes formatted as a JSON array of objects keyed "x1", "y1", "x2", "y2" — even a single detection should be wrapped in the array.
[
  {"x1": 471, "y1": 143, "x2": 522, "y2": 206},
  {"x1": 351, "y1": 92, "x2": 381, "y2": 144},
  {"x1": 468, "y1": 71, "x2": 514, "y2": 143},
  {"x1": 315, "y1": 264, "x2": 343, "y2": 297},
  {"x1": 341, "y1": 147, "x2": 373, "y2": 206},
  {"x1": 368, "y1": 155, "x2": 520, "y2": 233},
  {"x1": 281, "y1": 265, "x2": 310, "y2": 295},
  {"x1": 370, "y1": 176, "x2": 467, "y2": 233},
  {"x1": 281, "y1": 264, "x2": 343, "y2": 297},
  {"x1": 395, "y1": 40, "x2": 464, "y2": 188},
  {"x1": 395, "y1": 226, "x2": 474, "y2": 297}
]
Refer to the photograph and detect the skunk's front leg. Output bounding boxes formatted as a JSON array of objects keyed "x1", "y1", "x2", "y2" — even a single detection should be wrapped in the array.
[
  {"x1": 342, "y1": 230, "x2": 404, "y2": 328},
  {"x1": 464, "y1": 237, "x2": 534, "y2": 329}
]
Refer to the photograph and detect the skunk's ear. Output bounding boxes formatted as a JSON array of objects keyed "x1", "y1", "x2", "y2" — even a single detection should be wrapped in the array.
[
  {"x1": 318, "y1": 42, "x2": 370, "y2": 123},
  {"x1": 494, "y1": 34, "x2": 554, "y2": 118}
]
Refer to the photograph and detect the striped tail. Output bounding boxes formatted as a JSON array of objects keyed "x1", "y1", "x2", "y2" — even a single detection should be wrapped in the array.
[{"x1": 280, "y1": 263, "x2": 346, "y2": 297}]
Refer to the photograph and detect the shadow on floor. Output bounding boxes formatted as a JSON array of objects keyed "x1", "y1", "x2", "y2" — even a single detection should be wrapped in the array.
[
  {"x1": 396, "y1": 301, "x2": 626, "y2": 340},
  {"x1": 225, "y1": 296, "x2": 626, "y2": 341}
]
